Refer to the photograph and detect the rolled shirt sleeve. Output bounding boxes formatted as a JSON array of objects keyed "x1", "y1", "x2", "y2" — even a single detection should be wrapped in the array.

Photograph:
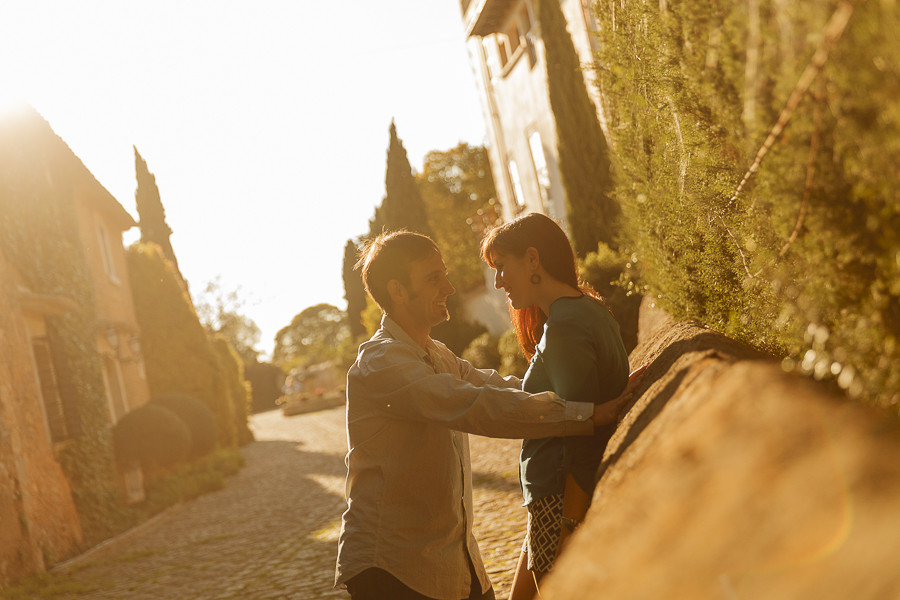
[{"x1": 353, "y1": 332, "x2": 594, "y2": 439}]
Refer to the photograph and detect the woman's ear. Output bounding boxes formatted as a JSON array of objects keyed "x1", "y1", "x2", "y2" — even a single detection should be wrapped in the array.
[{"x1": 525, "y1": 246, "x2": 541, "y2": 271}]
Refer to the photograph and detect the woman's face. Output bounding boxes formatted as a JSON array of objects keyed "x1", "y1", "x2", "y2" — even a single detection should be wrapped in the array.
[{"x1": 489, "y1": 250, "x2": 536, "y2": 309}]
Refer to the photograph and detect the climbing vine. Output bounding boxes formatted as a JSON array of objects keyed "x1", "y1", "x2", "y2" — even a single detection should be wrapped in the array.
[{"x1": 0, "y1": 111, "x2": 129, "y2": 544}]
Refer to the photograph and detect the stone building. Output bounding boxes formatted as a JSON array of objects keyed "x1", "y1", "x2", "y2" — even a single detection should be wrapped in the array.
[
  {"x1": 459, "y1": 0, "x2": 603, "y2": 224},
  {"x1": 0, "y1": 105, "x2": 151, "y2": 585}
]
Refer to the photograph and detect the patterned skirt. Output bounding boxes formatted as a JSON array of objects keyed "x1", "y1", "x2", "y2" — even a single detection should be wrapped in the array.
[{"x1": 523, "y1": 493, "x2": 565, "y2": 573}]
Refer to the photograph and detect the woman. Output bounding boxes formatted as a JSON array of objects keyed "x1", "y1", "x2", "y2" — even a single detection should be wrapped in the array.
[{"x1": 481, "y1": 213, "x2": 633, "y2": 599}]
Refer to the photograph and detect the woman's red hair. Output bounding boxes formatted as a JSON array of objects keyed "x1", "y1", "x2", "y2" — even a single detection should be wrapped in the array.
[{"x1": 481, "y1": 213, "x2": 608, "y2": 360}]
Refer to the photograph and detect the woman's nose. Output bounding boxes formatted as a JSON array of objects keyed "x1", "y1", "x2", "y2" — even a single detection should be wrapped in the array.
[{"x1": 493, "y1": 270, "x2": 503, "y2": 289}]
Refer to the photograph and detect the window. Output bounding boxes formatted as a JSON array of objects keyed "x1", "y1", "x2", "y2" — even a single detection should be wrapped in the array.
[
  {"x1": 527, "y1": 130, "x2": 551, "y2": 212},
  {"x1": 97, "y1": 221, "x2": 119, "y2": 284},
  {"x1": 102, "y1": 357, "x2": 128, "y2": 423},
  {"x1": 497, "y1": 3, "x2": 534, "y2": 72},
  {"x1": 508, "y1": 160, "x2": 526, "y2": 210},
  {"x1": 31, "y1": 338, "x2": 70, "y2": 443}
]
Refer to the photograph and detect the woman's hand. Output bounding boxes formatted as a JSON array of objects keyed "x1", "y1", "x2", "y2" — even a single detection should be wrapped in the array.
[
  {"x1": 626, "y1": 363, "x2": 649, "y2": 389},
  {"x1": 590, "y1": 363, "x2": 649, "y2": 427}
]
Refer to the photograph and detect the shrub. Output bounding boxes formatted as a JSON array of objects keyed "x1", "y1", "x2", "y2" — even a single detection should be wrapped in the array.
[
  {"x1": 578, "y1": 243, "x2": 642, "y2": 352},
  {"x1": 592, "y1": 0, "x2": 900, "y2": 406},
  {"x1": 462, "y1": 332, "x2": 501, "y2": 370},
  {"x1": 151, "y1": 394, "x2": 218, "y2": 458},
  {"x1": 210, "y1": 337, "x2": 252, "y2": 446},
  {"x1": 131, "y1": 449, "x2": 245, "y2": 520},
  {"x1": 112, "y1": 404, "x2": 191, "y2": 472},
  {"x1": 498, "y1": 330, "x2": 528, "y2": 378}
]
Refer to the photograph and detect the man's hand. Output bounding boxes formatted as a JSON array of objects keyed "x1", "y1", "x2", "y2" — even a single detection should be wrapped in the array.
[{"x1": 591, "y1": 363, "x2": 650, "y2": 427}]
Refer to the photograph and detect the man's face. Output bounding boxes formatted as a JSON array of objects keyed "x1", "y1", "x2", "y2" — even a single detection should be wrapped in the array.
[{"x1": 403, "y1": 251, "x2": 456, "y2": 329}]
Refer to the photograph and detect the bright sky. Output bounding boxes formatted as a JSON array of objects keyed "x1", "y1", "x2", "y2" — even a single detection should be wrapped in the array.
[{"x1": 0, "y1": 0, "x2": 486, "y2": 359}]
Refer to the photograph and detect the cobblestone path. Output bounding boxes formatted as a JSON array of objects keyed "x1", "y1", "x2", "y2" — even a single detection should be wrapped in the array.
[{"x1": 37, "y1": 408, "x2": 526, "y2": 599}]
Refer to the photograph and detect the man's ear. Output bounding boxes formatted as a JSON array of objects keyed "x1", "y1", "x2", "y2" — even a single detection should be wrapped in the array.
[{"x1": 387, "y1": 279, "x2": 407, "y2": 306}]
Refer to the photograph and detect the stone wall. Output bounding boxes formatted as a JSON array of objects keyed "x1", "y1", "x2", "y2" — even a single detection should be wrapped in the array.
[{"x1": 544, "y1": 298, "x2": 900, "y2": 599}]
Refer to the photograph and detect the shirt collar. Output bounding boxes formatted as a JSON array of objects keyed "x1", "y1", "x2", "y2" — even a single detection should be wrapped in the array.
[{"x1": 380, "y1": 314, "x2": 436, "y2": 361}]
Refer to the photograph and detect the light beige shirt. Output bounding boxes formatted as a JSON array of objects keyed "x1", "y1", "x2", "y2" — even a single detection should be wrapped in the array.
[{"x1": 334, "y1": 316, "x2": 594, "y2": 599}]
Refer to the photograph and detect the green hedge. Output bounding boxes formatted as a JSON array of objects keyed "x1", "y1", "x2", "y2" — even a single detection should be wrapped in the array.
[
  {"x1": 211, "y1": 336, "x2": 254, "y2": 446},
  {"x1": 126, "y1": 243, "x2": 244, "y2": 447},
  {"x1": 592, "y1": 0, "x2": 900, "y2": 407}
]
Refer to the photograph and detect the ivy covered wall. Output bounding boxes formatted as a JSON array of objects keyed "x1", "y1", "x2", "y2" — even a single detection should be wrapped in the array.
[
  {"x1": 592, "y1": 0, "x2": 899, "y2": 407},
  {"x1": 0, "y1": 108, "x2": 128, "y2": 545}
]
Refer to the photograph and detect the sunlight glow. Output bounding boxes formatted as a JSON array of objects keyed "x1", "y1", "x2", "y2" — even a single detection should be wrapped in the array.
[{"x1": 0, "y1": 1, "x2": 486, "y2": 356}]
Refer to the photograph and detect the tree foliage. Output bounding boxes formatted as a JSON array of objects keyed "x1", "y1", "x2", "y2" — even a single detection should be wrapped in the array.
[
  {"x1": 273, "y1": 303, "x2": 352, "y2": 370},
  {"x1": 592, "y1": 0, "x2": 900, "y2": 407},
  {"x1": 369, "y1": 121, "x2": 433, "y2": 238},
  {"x1": 134, "y1": 147, "x2": 182, "y2": 283},
  {"x1": 359, "y1": 133, "x2": 493, "y2": 355},
  {"x1": 538, "y1": 0, "x2": 618, "y2": 256},
  {"x1": 418, "y1": 143, "x2": 501, "y2": 294},
  {"x1": 194, "y1": 277, "x2": 262, "y2": 365},
  {"x1": 342, "y1": 238, "x2": 368, "y2": 339}
]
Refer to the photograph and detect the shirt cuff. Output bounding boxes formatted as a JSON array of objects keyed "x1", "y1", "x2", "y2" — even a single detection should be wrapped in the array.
[{"x1": 565, "y1": 401, "x2": 595, "y2": 435}]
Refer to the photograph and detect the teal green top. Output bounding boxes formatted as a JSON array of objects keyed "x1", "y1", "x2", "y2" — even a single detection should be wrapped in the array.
[{"x1": 520, "y1": 295, "x2": 629, "y2": 505}]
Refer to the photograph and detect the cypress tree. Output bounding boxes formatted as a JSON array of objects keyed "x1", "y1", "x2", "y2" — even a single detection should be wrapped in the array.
[
  {"x1": 342, "y1": 238, "x2": 368, "y2": 339},
  {"x1": 377, "y1": 121, "x2": 433, "y2": 237},
  {"x1": 134, "y1": 147, "x2": 183, "y2": 282},
  {"x1": 538, "y1": 0, "x2": 618, "y2": 256}
]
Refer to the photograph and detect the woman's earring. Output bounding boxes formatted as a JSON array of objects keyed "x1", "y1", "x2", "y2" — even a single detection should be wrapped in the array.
[{"x1": 530, "y1": 273, "x2": 542, "y2": 285}]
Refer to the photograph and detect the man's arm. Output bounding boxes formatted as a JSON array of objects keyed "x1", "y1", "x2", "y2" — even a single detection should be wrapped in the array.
[
  {"x1": 352, "y1": 341, "x2": 592, "y2": 439},
  {"x1": 590, "y1": 363, "x2": 649, "y2": 426},
  {"x1": 453, "y1": 352, "x2": 523, "y2": 390}
]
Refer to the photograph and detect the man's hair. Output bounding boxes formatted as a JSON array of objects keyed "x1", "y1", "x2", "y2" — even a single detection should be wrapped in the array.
[{"x1": 355, "y1": 230, "x2": 440, "y2": 313}]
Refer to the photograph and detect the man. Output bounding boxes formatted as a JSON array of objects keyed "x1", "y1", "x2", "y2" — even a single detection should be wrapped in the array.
[{"x1": 335, "y1": 231, "x2": 634, "y2": 600}]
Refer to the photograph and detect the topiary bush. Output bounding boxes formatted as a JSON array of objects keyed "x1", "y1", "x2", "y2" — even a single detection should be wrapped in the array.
[
  {"x1": 151, "y1": 394, "x2": 218, "y2": 458},
  {"x1": 112, "y1": 404, "x2": 191, "y2": 473}
]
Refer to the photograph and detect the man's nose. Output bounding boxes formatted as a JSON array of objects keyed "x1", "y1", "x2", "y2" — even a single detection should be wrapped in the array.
[{"x1": 442, "y1": 275, "x2": 456, "y2": 296}]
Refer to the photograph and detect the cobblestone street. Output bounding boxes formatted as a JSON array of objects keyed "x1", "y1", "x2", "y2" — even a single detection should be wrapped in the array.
[{"x1": 36, "y1": 407, "x2": 526, "y2": 599}]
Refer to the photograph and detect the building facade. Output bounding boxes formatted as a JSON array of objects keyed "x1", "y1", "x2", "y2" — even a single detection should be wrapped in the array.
[
  {"x1": 459, "y1": 0, "x2": 604, "y2": 226},
  {"x1": 0, "y1": 106, "x2": 151, "y2": 585}
]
